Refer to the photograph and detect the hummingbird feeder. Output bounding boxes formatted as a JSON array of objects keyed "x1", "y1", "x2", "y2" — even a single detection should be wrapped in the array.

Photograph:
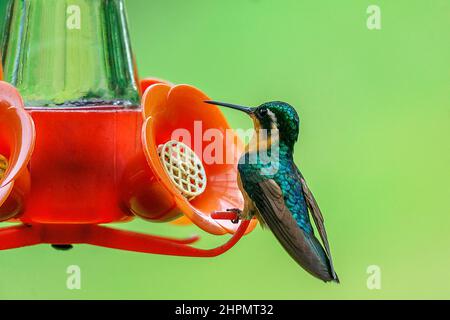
[{"x1": 0, "y1": 0, "x2": 257, "y2": 256}]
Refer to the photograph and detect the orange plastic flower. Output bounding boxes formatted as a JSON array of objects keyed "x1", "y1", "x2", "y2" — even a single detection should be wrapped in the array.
[
  {"x1": 125, "y1": 83, "x2": 257, "y2": 235},
  {"x1": 0, "y1": 82, "x2": 36, "y2": 221}
]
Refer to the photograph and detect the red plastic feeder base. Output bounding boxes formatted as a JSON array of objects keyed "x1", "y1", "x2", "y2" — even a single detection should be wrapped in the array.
[{"x1": 0, "y1": 218, "x2": 250, "y2": 257}]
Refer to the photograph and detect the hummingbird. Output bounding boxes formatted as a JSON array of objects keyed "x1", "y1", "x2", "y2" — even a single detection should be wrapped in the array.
[{"x1": 205, "y1": 100, "x2": 339, "y2": 283}]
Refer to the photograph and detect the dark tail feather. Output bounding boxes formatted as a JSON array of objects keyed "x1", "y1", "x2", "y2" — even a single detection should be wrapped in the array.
[{"x1": 306, "y1": 235, "x2": 339, "y2": 283}]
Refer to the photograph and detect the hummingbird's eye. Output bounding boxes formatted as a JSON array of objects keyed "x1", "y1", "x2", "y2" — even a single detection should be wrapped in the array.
[{"x1": 259, "y1": 108, "x2": 268, "y2": 117}]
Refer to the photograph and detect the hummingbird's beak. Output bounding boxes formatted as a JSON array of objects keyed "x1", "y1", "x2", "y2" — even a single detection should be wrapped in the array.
[{"x1": 204, "y1": 100, "x2": 254, "y2": 115}]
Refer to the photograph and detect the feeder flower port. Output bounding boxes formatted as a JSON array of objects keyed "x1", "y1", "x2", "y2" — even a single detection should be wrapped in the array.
[
  {"x1": 0, "y1": 0, "x2": 257, "y2": 255},
  {"x1": 0, "y1": 82, "x2": 35, "y2": 222}
]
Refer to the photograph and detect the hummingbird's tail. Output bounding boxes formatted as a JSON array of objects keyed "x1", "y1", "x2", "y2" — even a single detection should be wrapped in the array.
[
  {"x1": 304, "y1": 234, "x2": 339, "y2": 283},
  {"x1": 241, "y1": 177, "x2": 339, "y2": 283},
  {"x1": 265, "y1": 208, "x2": 339, "y2": 282}
]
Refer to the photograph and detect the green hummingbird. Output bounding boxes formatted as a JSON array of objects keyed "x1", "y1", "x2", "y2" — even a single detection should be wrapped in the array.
[{"x1": 205, "y1": 100, "x2": 339, "y2": 283}]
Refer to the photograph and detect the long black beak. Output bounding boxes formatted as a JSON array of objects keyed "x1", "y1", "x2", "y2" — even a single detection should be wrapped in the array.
[{"x1": 204, "y1": 100, "x2": 254, "y2": 115}]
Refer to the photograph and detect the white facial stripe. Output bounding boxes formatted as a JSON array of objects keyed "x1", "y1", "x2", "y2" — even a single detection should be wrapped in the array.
[{"x1": 267, "y1": 110, "x2": 278, "y2": 129}]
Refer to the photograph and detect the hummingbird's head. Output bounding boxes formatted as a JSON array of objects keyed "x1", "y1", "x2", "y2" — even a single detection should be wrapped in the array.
[{"x1": 204, "y1": 100, "x2": 300, "y2": 148}]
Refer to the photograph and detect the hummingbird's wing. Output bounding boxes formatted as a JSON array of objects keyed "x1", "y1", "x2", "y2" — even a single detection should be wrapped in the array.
[
  {"x1": 247, "y1": 177, "x2": 337, "y2": 282},
  {"x1": 298, "y1": 174, "x2": 339, "y2": 282}
]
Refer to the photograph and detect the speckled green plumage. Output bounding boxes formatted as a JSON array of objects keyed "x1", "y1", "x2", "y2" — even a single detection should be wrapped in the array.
[{"x1": 239, "y1": 144, "x2": 314, "y2": 234}]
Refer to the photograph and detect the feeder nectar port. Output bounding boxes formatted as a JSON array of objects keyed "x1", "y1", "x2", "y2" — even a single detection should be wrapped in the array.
[{"x1": 158, "y1": 140, "x2": 207, "y2": 201}]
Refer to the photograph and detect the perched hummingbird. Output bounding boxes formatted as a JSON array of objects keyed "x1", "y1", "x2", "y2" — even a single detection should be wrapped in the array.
[{"x1": 205, "y1": 100, "x2": 339, "y2": 283}]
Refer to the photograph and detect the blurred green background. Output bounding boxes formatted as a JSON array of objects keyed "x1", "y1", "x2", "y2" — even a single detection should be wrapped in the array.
[{"x1": 1, "y1": 0, "x2": 449, "y2": 299}]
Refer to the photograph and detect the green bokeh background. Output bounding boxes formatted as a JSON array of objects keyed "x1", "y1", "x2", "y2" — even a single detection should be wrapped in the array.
[{"x1": 1, "y1": 0, "x2": 449, "y2": 299}]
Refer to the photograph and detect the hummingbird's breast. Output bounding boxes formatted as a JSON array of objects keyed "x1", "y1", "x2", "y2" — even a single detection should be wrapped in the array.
[
  {"x1": 238, "y1": 151, "x2": 313, "y2": 234},
  {"x1": 236, "y1": 171, "x2": 260, "y2": 221}
]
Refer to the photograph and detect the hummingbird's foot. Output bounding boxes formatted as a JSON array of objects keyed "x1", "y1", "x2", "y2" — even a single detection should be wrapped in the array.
[
  {"x1": 226, "y1": 208, "x2": 243, "y2": 224},
  {"x1": 211, "y1": 208, "x2": 243, "y2": 223}
]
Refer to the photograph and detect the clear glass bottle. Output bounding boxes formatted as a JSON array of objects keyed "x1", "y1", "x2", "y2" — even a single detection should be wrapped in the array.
[{"x1": 1, "y1": 0, "x2": 140, "y2": 108}]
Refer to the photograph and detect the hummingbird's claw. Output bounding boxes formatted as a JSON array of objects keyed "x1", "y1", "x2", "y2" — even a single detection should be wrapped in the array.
[
  {"x1": 226, "y1": 208, "x2": 243, "y2": 224},
  {"x1": 211, "y1": 208, "x2": 243, "y2": 223}
]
